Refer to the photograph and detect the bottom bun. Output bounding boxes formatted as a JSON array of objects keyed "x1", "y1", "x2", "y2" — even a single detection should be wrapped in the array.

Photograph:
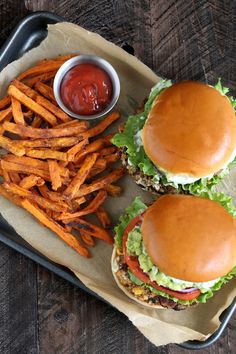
[{"x1": 111, "y1": 247, "x2": 191, "y2": 311}]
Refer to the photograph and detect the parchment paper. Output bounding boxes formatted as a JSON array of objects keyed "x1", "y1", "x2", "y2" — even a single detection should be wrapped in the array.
[{"x1": 0, "y1": 22, "x2": 236, "y2": 346}]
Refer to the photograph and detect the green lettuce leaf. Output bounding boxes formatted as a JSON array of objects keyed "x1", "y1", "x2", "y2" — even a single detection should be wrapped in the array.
[
  {"x1": 114, "y1": 197, "x2": 147, "y2": 249},
  {"x1": 112, "y1": 79, "x2": 236, "y2": 195}
]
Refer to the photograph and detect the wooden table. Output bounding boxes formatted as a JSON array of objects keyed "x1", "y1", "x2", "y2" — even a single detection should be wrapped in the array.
[{"x1": 0, "y1": 1, "x2": 235, "y2": 353}]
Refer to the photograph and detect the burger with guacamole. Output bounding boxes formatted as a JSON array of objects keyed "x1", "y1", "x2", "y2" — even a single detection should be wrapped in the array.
[
  {"x1": 112, "y1": 194, "x2": 236, "y2": 310},
  {"x1": 112, "y1": 80, "x2": 236, "y2": 195}
]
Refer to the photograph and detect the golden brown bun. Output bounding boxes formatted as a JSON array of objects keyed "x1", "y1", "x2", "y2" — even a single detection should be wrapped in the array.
[
  {"x1": 142, "y1": 81, "x2": 236, "y2": 177},
  {"x1": 141, "y1": 194, "x2": 236, "y2": 282}
]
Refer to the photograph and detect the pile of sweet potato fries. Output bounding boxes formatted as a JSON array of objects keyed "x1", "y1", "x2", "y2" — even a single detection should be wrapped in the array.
[{"x1": 0, "y1": 54, "x2": 125, "y2": 257}]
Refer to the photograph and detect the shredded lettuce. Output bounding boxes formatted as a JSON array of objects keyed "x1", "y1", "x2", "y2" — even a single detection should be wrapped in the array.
[
  {"x1": 114, "y1": 197, "x2": 147, "y2": 249},
  {"x1": 112, "y1": 79, "x2": 236, "y2": 195}
]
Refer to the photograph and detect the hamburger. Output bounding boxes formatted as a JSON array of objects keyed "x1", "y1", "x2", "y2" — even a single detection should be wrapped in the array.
[
  {"x1": 112, "y1": 194, "x2": 236, "y2": 310},
  {"x1": 112, "y1": 79, "x2": 236, "y2": 195}
]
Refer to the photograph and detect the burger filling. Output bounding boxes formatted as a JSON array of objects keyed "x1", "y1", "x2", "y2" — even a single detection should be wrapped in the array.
[
  {"x1": 113, "y1": 197, "x2": 236, "y2": 305},
  {"x1": 112, "y1": 79, "x2": 236, "y2": 195}
]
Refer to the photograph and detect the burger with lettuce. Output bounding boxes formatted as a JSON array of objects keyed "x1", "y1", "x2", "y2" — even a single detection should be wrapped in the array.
[
  {"x1": 111, "y1": 194, "x2": 236, "y2": 310},
  {"x1": 112, "y1": 80, "x2": 236, "y2": 195}
]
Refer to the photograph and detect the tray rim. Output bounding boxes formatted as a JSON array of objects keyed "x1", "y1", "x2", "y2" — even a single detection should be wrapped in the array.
[{"x1": 0, "y1": 10, "x2": 235, "y2": 350}]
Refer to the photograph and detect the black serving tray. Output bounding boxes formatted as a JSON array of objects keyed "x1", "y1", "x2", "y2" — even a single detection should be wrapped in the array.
[{"x1": 0, "y1": 11, "x2": 235, "y2": 350}]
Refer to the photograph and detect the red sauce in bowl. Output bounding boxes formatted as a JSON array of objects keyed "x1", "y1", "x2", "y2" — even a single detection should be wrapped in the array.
[{"x1": 60, "y1": 63, "x2": 113, "y2": 116}]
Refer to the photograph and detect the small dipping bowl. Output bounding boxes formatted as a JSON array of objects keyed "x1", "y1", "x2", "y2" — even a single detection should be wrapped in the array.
[{"x1": 53, "y1": 55, "x2": 120, "y2": 120}]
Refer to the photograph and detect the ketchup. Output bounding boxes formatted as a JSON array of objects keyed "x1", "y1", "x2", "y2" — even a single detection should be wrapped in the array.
[{"x1": 60, "y1": 63, "x2": 112, "y2": 116}]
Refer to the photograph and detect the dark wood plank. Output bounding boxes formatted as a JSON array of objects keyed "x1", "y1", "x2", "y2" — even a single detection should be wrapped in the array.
[
  {"x1": 0, "y1": 243, "x2": 38, "y2": 354},
  {"x1": 0, "y1": 0, "x2": 29, "y2": 46},
  {"x1": 37, "y1": 267, "x2": 169, "y2": 354}
]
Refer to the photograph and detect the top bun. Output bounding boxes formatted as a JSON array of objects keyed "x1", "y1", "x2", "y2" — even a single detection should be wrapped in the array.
[
  {"x1": 142, "y1": 81, "x2": 236, "y2": 178},
  {"x1": 141, "y1": 194, "x2": 236, "y2": 282}
]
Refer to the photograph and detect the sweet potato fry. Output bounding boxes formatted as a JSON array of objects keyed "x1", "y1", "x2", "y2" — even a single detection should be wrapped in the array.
[
  {"x1": 64, "y1": 153, "x2": 98, "y2": 199},
  {"x1": 21, "y1": 136, "x2": 79, "y2": 149},
  {"x1": 96, "y1": 207, "x2": 112, "y2": 228},
  {"x1": 19, "y1": 175, "x2": 45, "y2": 189},
  {"x1": 73, "y1": 196, "x2": 86, "y2": 207},
  {"x1": 66, "y1": 218, "x2": 113, "y2": 244},
  {"x1": 31, "y1": 115, "x2": 43, "y2": 128},
  {"x1": 74, "y1": 138, "x2": 106, "y2": 163},
  {"x1": 2, "y1": 170, "x2": 11, "y2": 182},
  {"x1": 58, "y1": 190, "x2": 107, "y2": 220},
  {"x1": 9, "y1": 172, "x2": 21, "y2": 184},
  {"x1": 67, "y1": 139, "x2": 88, "y2": 161},
  {"x1": 0, "y1": 95, "x2": 11, "y2": 110},
  {"x1": 26, "y1": 149, "x2": 68, "y2": 161},
  {"x1": 3, "y1": 155, "x2": 69, "y2": 178},
  {"x1": 36, "y1": 95, "x2": 71, "y2": 122},
  {"x1": 34, "y1": 81, "x2": 56, "y2": 102},
  {"x1": 87, "y1": 166, "x2": 106, "y2": 179},
  {"x1": 3, "y1": 121, "x2": 89, "y2": 139},
  {"x1": 82, "y1": 112, "x2": 120, "y2": 139},
  {"x1": 21, "y1": 199, "x2": 90, "y2": 257},
  {"x1": 0, "y1": 136, "x2": 25, "y2": 156},
  {"x1": 79, "y1": 230, "x2": 95, "y2": 247},
  {"x1": 104, "y1": 153, "x2": 120, "y2": 164},
  {"x1": 23, "y1": 110, "x2": 33, "y2": 118},
  {"x1": 12, "y1": 80, "x2": 36, "y2": 99},
  {"x1": 0, "y1": 184, "x2": 22, "y2": 206},
  {"x1": 17, "y1": 61, "x2": 65, "y2": 81},
  {"x1": 11, "y1": 97, "x2": 25, "y2": 125},
  {"x1": 99, "y1": 146, "x2": 117, "y2": 156},
  {"x1": 104, "y1": 184, "x2": 122, "y2": 197},
  {"x1": 0, "y1": 106, "x2": 12, "y2": 123},
  {"x1": 48, "y1": 160, "x2": 62, "y2": 190},
  {"x1": 25, "y1": 71, "x2": 57, "y2": 87},
  {"x1": 4, "y1": 182, "x2": 68, "y2": 212},
  {"x1": 37, "y1": 185, "x2": 69, "y2": 207},
  {"x1": 74, "y1": 167, "x2": 125, "y2": 198},
  {"x1": 54, "y1": 120, "x2": 82, "y2": 129},
  {"x1": 48, "y1": 53, "x2": 77, "y2": 61},
  {"x1": 8, "y1": 85, "x2": 57, "y2": 126},
  {"x1": 1, "y1": 160, "x2": 51, "y2": 180}
]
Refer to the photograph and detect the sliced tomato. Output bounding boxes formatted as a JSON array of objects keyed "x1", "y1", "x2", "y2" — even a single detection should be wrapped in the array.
[{"x1": 122, "y1": 215, "x2": 201, "y2": 301}]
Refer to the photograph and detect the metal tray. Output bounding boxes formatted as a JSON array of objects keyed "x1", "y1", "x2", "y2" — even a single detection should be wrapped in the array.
[{"x1": 0, "y1": 11, "x2": 235, "y2": 350}]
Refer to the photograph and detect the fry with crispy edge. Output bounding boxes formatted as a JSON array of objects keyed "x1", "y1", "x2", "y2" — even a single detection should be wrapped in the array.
[
  {"x1": 21, "y1": 136, "x2": 79, "y2": 149},
  {"x1": 0, "y1": 136, "x2": 25, "y2": 156},
  {"x1": 36, "y1": 95, "x2": 71, "y2": 122},
  {"x1": 1, "y1": 160, "x2": 51, "y2": 180},
  {"x1": 67, "y1": 139, "x2": 88, "y2": 161},
  {"x1": 96, "y1": 207, "x2": 112, "y2": 228},
  {"x1": 64, "y1": 153, "x2": 98, "y2": 199},
  {"x1": 0, "y1": 106, "x2": 12, "y2": 123},
  {"x1": 74, "y1": 167, "x2": 125, "y2": 198},
  {"x1": 79, "y1": 229, "x2": 95, "y2": 247},
  {"x1": 66, "y1": 218, "x2": 113, "y2": 244},
  {"x1": 21, "y1": 199, "x2": 90, "y2": 257},
  {"x1": 3, "y1": 121, "x2": 89, "y2": 138},
  {"x1": 9, "y1": 172, "x2": 21, "y2": 184},
  {"x1": 104, "y1": 153, "x2": 120, "y2": 164},
  {"x1": 3, "y1": 155, "x2": 69, "y2": 178},
  {"x1": 11, "y1": 97, "x2": 25, "y2": 125},
  {"x1": 3, "y1": 182, "x2": 69, "y2": 212},
  {"x1": 0, "y1": 95, "x2": 11, "y2": 110},
  {"x1": 34, "y1": 81, "x2": 56, "y2": 102},
  {"x1": 82, "y1": 112, "x2": 120, "y2": 139},
  {"x1": 19, "y1": 175, "x2": 45, "y2": 189},
  {"x1": 31, "y1": 115, "x2": 42, "y2": 128},
  {"x1": 17, "y1": 61, "x2": 65, "y2": 81},
  {"x1": 48, "y1": 160, "x2": 62, "y2": 190},
  {"x1": 25, "y1": 71, "x2": 57, "y2": 87},
  {"x1": 104, "y1": 184, "x2": 122, "y2": 197},
  {"x1": 58, "y1": 190, "x2": 107, "y2": 220},
  {"x1": 26, "y1": 149, "x2": 68, "y2": 161},
  {"x1": 8, "y1": 85, "x2": 57, "y2": 126},
  {"x1": 74, "y1": 139, "x2": 105, "y2": 163},
  {"x1": 0, "y1": 184, "x2": 22, "y2": 206}
]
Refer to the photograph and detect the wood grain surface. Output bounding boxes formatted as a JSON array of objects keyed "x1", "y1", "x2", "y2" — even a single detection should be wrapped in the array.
[{"x1": 0, "y1": 1, "x2": 235, "y2": 353}]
